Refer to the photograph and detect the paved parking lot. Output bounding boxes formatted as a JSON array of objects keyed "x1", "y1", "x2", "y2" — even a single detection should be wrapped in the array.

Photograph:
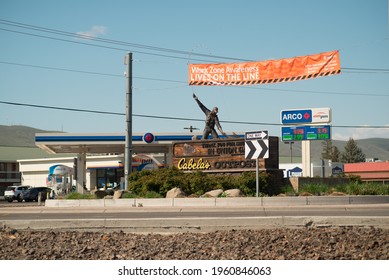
[{"x1": 0, "y1": 197, "x2": 43, "y2": 207}]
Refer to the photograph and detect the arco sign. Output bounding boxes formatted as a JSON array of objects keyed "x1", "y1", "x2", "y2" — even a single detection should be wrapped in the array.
[{"x1": 281, "y1": 108, "x2": 331, "y2": 125}]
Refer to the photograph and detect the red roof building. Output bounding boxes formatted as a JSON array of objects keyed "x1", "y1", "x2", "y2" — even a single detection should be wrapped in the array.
[{"x1": 344, "y1": 162, "x2": 389, "y2": 183}]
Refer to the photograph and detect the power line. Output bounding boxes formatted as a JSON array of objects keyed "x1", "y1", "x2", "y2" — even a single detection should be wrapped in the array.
[
  {"x1": 0, "y1": 100, "x2": 124, "y2": 116},
  {"x1": 342, "y1": 67, "x2": 389, "y2": 73},
  {"x1": 2, "y1": 19, "x2": 389, "y2": 73},
  {"x1": 227, "y1": 84, "x2": 389, "y2": 97},
  {"x1": 2, "y1": 60, "x2": 388, "y2": 80},
  {"x1": 1, "y1": 100, "x2": 388, "y2": 129},
  {"x1": 1, "y1": 60, "x2": 388, "y2": 97},
  {"x1": 0, "y1": 61, "x2": 123, "y2": 78},
  {"x1": 4, "y1": 18, "x2": 389, "y2": 70},
  {"x1": 1, "y1": 18, "x2": 388, "y2": 97},
  {"x1": 0, "y1": 61, "x2": 187, "y2": 84},
  {"x1": 0, "y1": 19, "x2": 249, "y2": 62},
  {"x1": 0, "y1": 26, "x2": 217, "y2": 63}
]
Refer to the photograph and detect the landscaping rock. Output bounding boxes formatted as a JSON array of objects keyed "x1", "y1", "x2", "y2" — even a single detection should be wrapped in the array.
[
  {"x1": 166, "y1": 187, "x2": 186, "y2": 198},
  {"x1": 203, "y1": 189, "x2": 223, "y2": 197},
  {"x1": 329, "y1": 192, "x2": 347, "y2": 196},
  {"x1": 223, "y1": 189, "x2": 243, "y2": 197}
]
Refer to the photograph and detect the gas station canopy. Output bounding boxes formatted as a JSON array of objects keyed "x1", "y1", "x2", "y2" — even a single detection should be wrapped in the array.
[{"x1": 35, "y1": 132, "x2": 200, "y2": 155}]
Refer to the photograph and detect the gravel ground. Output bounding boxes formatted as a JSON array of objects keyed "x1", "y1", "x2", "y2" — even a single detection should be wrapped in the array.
[{"x1": 0, "y1": 226, "x2": 388, "y2": 260}]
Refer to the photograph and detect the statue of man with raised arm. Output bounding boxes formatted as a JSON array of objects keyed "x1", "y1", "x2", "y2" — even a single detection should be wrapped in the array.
[{"x1": 193, "y1": 93, "x2": 224, "y2": 139}]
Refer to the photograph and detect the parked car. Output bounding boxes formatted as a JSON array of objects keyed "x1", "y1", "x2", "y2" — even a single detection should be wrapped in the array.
[
  {"x1": 21, "y1": 187, "x2": 52, "y2": 202},
  {"x1": 4, "y1": 185, "x2": 30, "y2": 202}
]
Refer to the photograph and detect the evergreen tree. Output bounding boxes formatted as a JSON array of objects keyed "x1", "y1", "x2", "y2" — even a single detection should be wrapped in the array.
[
  {"x1": 321, "y1": 140, "x2": 333, "y2": 159},
  {"x1": 340, "y1": 138, "x2": 366, "y2": 163},
  {"x1": 321, "y1": 140, "x2": 340, "y2": 162},
  {"x1": 331, "y1": 146, "x2": 341, "y2": 162}
]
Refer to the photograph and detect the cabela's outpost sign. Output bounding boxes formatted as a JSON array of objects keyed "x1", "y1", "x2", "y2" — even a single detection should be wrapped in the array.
[{"x1": 172, "y1": 137, "x2": 279, "y2": 173}]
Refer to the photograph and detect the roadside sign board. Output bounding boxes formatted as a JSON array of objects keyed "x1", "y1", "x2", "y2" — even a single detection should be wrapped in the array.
[
  {"x1": 281, "y1": 125, "x2": 331, "y2": 141},
  {"x1": 245, "y1": 130, "x2": 269, "y2": 159},
  {"x1": 244, "y1": 131, "x2": 271, "y2": 197},
  {"x1": 281, "y1": 108, "x2": 331, "y2": 125}
]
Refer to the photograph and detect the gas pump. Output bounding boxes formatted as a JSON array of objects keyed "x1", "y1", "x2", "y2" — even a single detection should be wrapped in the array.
[{"x1": 48, "y1": 165, "x2": 73, "y2": 196}]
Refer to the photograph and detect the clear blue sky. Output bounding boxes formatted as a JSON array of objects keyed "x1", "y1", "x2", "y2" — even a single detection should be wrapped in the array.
[{"x1": 0, "y1": 0, "x2": 388, "y2": 140}]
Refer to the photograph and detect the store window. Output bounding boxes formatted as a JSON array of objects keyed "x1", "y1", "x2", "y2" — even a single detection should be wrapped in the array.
[{"x1": 96, "y1": 168, "x2": 124, "y2": 189}]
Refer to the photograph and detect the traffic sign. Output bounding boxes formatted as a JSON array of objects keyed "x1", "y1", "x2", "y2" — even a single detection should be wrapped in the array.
[
  {"x1": 245, "y1": 140, "x2": 269, "y2": 159},
  {"x1": 281, "y1": 108, "x2": 331, "y2": 125},
  {"x1": 245, "y1": 130, "x2": 268, "y2": 140},
  {"x1": 281, "y1": 125, "x2": 331, "y2": 141},
  {"x1": 245, "y1": 130, "x2": 269, "y2": 159}
]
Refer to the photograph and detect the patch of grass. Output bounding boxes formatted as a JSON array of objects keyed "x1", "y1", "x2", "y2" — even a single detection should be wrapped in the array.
[
  {"x1": 298, "y1": 183, "x2": 328, "y2": 195},
  {"x1": 121, "y1": 191, "x2": 163, "y2": 199},
  {"x1": 296, "y1": 182, "x2": 389, "y2": 196},
  {"x1": 144, "y1": 191, "x2": 163, "y2": 198},
  {"x1": 64, "y1": 192, "x2": 95, "y2": 199},
  {"x1": 280, "y1": 185, "x2": 297, "y2": 196},
  {"x1": 121, "y1": 192, "x2": 137, "y2": 199},
  {"x1": 345, "y1": 182, "x2": 389, "y2": 195}
]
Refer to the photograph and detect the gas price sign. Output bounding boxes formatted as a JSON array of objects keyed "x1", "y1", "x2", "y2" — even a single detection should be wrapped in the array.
[{"x1": 281, "y1": 125, "x2": 331, "y2": 141}]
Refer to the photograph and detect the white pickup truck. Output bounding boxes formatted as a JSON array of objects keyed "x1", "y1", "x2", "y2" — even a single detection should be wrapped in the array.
[{"x1": 4, "y1": 185, "x2": 30, "y2": 202}]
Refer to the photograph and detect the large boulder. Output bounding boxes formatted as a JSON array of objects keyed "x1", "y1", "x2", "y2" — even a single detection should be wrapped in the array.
[
  {"x1": 223, "y1": 189, "x2": 243, "y2": 197},
  {"x1": 203, "y1": 189, "x2": 223, "y2": 197},
  {"x1": 166, "y1": 187, "x2": 186, "y2": 198}
]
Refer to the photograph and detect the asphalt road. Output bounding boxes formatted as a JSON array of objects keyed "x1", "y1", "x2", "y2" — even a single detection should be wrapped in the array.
[
  {"x1": 1, "y1": 202, "x2": 388, "y2": 232},
  {"x1": 1, "y1": 204, "x2": 389, "y2": 219}
]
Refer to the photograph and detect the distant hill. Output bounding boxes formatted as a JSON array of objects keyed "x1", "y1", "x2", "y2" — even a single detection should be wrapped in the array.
[
  {"x1": 0, "y1": 125, "x2": 68, "y2": 161},
  {"x1": 1, "y1": 125, "x2": 389, "y2": 162},
  {"x1": 0, "y1": 125, "x2": 59, "y2": 147}
]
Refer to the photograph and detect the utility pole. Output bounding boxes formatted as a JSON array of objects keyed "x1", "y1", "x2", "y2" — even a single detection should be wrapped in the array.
[
  {"x1": 124, "y1": 53, "x2": 132, "y2": 190},
  {"x1": 284, "y1": 141, "x2": 294, "y2": 163}
]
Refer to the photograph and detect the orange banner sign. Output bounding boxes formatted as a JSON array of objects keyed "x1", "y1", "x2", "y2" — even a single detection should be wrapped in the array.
[{"x1": 188, "y1": 50, "x2": 340, "y2": 86}]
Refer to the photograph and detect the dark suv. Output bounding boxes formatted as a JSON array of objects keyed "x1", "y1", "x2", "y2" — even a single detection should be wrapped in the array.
[
  {"x1": 4, "y1": 185, "x2": 30, "y2": 202},
  {"x1": 21, "y1": 187, "x2": 52, "y2": 202}
]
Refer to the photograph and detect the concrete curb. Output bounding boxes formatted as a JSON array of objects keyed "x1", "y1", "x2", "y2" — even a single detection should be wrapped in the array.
[{"x1": 45, "y1": 195, "x2": 389, "y2": 208}]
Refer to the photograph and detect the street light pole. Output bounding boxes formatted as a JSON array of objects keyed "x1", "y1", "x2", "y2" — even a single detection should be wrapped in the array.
[{"x1": 124, "y1": 53, "x2": 133, "y2": 190}]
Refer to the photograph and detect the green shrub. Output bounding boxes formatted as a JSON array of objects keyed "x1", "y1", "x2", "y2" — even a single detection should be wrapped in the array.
[
  {"x1": 347, "y1": 175, "x2": 362, "y2": 184},
  {"x1": 144, "y1": 191, "x2": 163, "y2": 198},
  {"x1": 65, "y1": 192, "x2": 95, "y2": 199},
  {"x1": 345, "y1": 182, "x2": 389, "y2": 195},
  {"x1": 296, "y1": 181, "x2": 389, "y2": 196},
  {"x1": 334, "y1": 183, "x2": 347, "y2": 194},
  {"x1": 345, "y1": 182, "x2": 360, "y2": 195},
  {"x1": 117, "y1": 191, "x2": 162, "y2": 199},
  {"x1": 187, "y1": 171, "x2": 219, "y2": 195},
  {"x1": 121, "y1": 192, "x2": 137, "y2": 199},
  {"x1": 214, "y1": 174, "x2": 237, "y2": 190},
  {"x1": 236, "y1": 172, "x2": 270, "y2": 196},
  {"x1": 236, "y1": 172, "x2": 256, "y2": 196},
  {"x1": 127, "y1": 167, "x2": 275, "y2": 197}
]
